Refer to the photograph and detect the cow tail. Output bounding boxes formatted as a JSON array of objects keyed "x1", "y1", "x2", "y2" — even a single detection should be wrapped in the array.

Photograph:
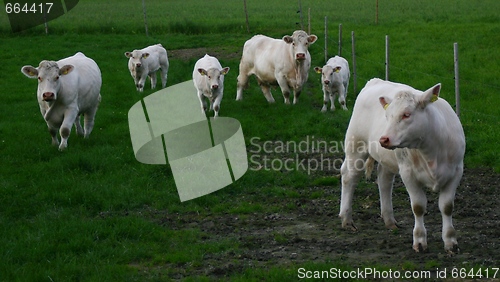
[{"x1": 365, "y1": 156, "x2": 375, "y2": 180}]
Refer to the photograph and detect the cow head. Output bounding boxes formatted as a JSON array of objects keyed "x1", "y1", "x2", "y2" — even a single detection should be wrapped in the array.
[
  {"x1": 21, "y1": 61, "x2": 74, "y2": 102},
  {"x1": 314, "y1": 65, "x2": 341, "y2": 85},
  {"x1": 379, "y1": 83, "x2": 441, "y2": 149},
  {"x1": 198, "y1": 67, "x2": 230, "y2": 97},
  {"x1": 283, "y1": 30, "x2": 317, "y2": 61},
  {"x1": 125, "y1": 50, "x2": 150, "y2": 69}
]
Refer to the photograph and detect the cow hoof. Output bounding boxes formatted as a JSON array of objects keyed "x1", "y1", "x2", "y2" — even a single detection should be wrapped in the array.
[
  {"x1": 445, "y1": 244, "x2": 459, "y2": 255},
  {"x1": 413, "y1": 243, "x2": 427, "y2": 253},
  {"x1": 386, "y1": 223, "x2": 399, "y2": 230},
  {"x1": 342, "y1": 222, "x2": 358, "y2": 232}
]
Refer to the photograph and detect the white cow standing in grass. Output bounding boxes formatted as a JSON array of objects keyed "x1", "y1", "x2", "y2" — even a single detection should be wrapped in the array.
[
  {"x1": 21, "y1": 52, "x2": 102, "y2": 151},
  {"x1": 236, "y1": 30, "x2": 317, "y2": 104},
  {"x1": 314, "y1": 55, "x2": 350, "y2": 112},
  {"x1": 340, "y1": 78, "x2": 465, "y2": 253},
  {"x1": 193, "y1": 54, "x2": 230, "y2": 118},
  {"x1": 125, "y1": 43, "x2": 169, "y2": 92}
]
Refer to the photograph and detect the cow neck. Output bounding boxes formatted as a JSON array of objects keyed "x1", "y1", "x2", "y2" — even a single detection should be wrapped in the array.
[
  {"x1": 294, "y1": 58, "x2": 306, "y2": 86},
  {"x1": 414, "y1": 106, "x2": 442, "y2": 165}
]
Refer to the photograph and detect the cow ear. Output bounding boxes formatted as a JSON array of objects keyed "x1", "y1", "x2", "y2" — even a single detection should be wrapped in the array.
[
  {"x1": 59, "y1": 65, "x2": 74, "y2": 76},
  {"x1": 379, "y1": 96, "x2": 392, "y2": 110},
  {"x1": 198, "y1": 68, "x2": 207, "y2": 76},
  {"x1": 221, "y1": 67, "x2": 230, "y2": 75},
  {"x1": 142, "y1": 53, "x2": 150, "y2": 59},
  {"x1": 420, "y1": 83, "x2": 441, "y2": 107},
  {"x1": 335, "y1": 66, "x2": 341, "y2": 73},
  {"x1": 21, "y1": 66, "x2": 38, "y2": 78},
  {"x1": 124, "y1": 52, "x2": 132, "y2": 58},
  {"x1": 282, "y1": 35, "x2": 293, "y2": 44},
  {"x1": 314, "y1": 67, "x2": 322, "y2": 74},
  {"x1": 308, "y1": 34, "x2": 318, "y2": 44}
]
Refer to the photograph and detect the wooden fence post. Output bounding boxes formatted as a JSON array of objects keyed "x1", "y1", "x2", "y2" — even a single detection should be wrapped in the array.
[
  {"x1": 324, "y1": 16, "x2": 328, "y2": 63},
  {"x1": 352, "y1": 31, "x2": 357, "y2": 96},
  {"x1": 142, "y1": 0, "x2": 149, "y2": 36},
  {"x1": 244, "y1": 0, "x2": 250, "y2": 33},
  {"x1": 338, "y1": 24, "x2": 342, "y2": 56},
  {"x1": 385, "y1": 35, "x2": 389, "y2": 80},
  {"x1": 454, "y1": 42, "x2": 460, "y2": 117},
  {"x1": 308, "y1": 8, "x2": 311, "y2": 35}
]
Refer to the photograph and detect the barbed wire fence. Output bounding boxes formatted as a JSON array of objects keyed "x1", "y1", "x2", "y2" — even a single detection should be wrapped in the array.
[{"x1": 318, "y1": 17, "x2": 500, "y2": 122}]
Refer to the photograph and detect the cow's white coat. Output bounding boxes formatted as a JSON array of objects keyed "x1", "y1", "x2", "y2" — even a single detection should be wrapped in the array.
[
  {"x1": 192, "y1": 54, "x2": 230, "y2": 118},
  {"x1": 314, "y1": 56, "x2": 350, "y2": 112},
  {"x1": 236, "y1": 30, "x2": 317, "y2": 104},
  {"x1": 340, "y1": 78, "x2": 465, "y2": 253},
  {"x1": 125, "y1": 43, "x2": 169, "y2": 92},
  {"x1": 21, "y1": 52, "x2": 102, "y2": 151}
]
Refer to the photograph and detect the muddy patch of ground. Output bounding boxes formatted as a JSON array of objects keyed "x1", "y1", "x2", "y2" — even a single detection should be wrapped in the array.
[{"x1": 155, "y1": 166, "x2": 499, "y2": 280}]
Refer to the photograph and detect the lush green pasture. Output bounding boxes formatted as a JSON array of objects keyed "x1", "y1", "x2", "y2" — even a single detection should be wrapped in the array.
[{"x1": 1, "y1": 0, "x2": 499, "y2": 280}]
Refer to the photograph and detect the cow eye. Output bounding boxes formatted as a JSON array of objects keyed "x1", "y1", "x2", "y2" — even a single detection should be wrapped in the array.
[
  {"x1": 55, "y1": 76, "x2": 59, "y2": 81},
  {"x1": 402, "y1": 113, "x2": 411, "y2": 119}
]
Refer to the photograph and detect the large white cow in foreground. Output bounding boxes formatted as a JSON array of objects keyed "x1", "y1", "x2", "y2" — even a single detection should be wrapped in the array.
[
  {"x1": 192, "y1": 54, "x2": 230, "y2": 118},
  {"x1": 21, "y1": 52, "x2": 102, "y2": 151},
  {"x1": 340, "y1": 78, "x2": 465, "y2": 253},
  {"x1": 236, "y1": 30, "x2": 317, "y2": 104},
  {"x1": 125, "y1": 43, "x2": 169, "y2": 92},
  {"x1": 314, "y1": 56, "x2": 350, "y2": 112}
]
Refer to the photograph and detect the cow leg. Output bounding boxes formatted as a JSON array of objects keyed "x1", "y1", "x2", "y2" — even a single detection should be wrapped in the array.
[
  {"x1": 150, "y1": 72, "x2": 157, "y2": 89},
  {"x1": 213, "y1": 96, "x2": 222, "y2": 118},
  {"x1": 339, "y1": 144, "x2": 369, "y2": 231},
  {"x1": 321, "y1": 87, "x2": 328, "y2": 112},
  {"x1": 377, "y1": 163, "x2": 397, "y2": 229},
  {"x1": 198, "y1": 91, "x2": 207, "y2": 114},
  {"x1": 329, "y1": 93, "x2": 336, "y2": 111},
  {"x1": 339, "y1": 86, "x2": 348, "y2": 111},
  {"x1": 439, "y1": 177, "x2": 460, "y2": 253},
  {"x1": 236, "y1": 68, "x2": 249, "y2": 101},
  {"x1": 48, "y1": 125, "x2": 59, "y2": 147},
  {"x1": 276, "y1": 77, "x2": 291, "y2": 104},
  {"x1": 74, "y1": 115, "x2": 84, "y2": 136},
  {"x1": 160, "y1": 67, "x2": 168, "y2": 88},
  {"x1": 137, "y1": 73, "x2": 148, "y2": 92},
  {"x1": 83, "y1": 108, "x2": 98, "y2": 139},
  {"x1": 341, "y1": 82, "x2": 349, "y2": 110},
  {"x1": 59, "y1": 110, "x2": 78, "y2": 151},
  {"x1": 292, "y1": 86, "x2": 302, "y2": 105},
  {"x1": 259, "y1": 83, "x2": 275, "y2": 103},
  {"x1": 404, "y1": 176, "x2": 428, "y2": 252}
]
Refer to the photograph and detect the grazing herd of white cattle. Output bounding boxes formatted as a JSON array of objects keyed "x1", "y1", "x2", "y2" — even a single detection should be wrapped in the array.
[{"x1": 20, "y1": 30, "x2": 465, "y2": 253}]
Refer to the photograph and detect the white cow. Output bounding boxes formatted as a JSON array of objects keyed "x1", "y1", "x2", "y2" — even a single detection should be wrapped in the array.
[
  {"x1": 340, "y1": 78, "x2": 465, "y2": 253},
  {"x1": 314, "y1": 56, "x2": 350, "y2": 112},
  {"x1": 21, "y1": 52, "x2": 102, "y2": 151},
  {"x1": 124, "y1": 43, "x2": 169, "y2": 92},
  {"x1": 192, "y1": 54, "x2": 230, "y2": 118},
  {"x1": 236, "y1": 30, "x2": 317, "y2": 104}
]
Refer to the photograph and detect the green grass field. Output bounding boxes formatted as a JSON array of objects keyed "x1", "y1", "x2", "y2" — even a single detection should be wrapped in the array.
[{"x1": 1, "y1": 0, "x2": 500, "y2": 280}]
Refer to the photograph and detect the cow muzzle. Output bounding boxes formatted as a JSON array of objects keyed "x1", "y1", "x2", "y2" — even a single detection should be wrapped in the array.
[
  {"x1": 296, "y1": 53, "x2": 306, "y2": 60},
  {"x1": 136, "y1": 63, "x2": 142, "y2": 68},
  {"x1": 324, "y1": 80, "x2": 330, "y2": 85},
  {"x1": 211, "y1": 84, "x2": 219, "y2": 90},
  {"x1": 42, "y1": 92, "x2": 55, "y2": 101},
  {"x1": 379, "y1": 136, "x2": 395, "y2": 149}
]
